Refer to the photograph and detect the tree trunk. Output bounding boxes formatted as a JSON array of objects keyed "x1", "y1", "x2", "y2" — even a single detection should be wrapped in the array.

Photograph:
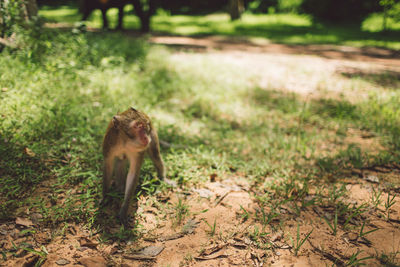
[
  {"x1": 131, "y1": 0, "x2": 157, "y2": 32},
  {"x1": 0, "y1": 0, "x2": 38, "y2": 48},
  {"x1": 229, "y1": 0, "x2": 244, "y2": 21},
  {"x1": 25, "y1": 0, "x2": 38, "y2": 19},
  {"x1": 140, "y1": 14, "x2": 151, "y2": 32},
  {"x1": 383, "y1": 4, "x2": 388, "y2": 31}
]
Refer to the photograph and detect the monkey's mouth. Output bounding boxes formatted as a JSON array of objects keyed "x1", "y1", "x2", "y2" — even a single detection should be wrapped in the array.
[{"x1": 138, "y1": 129, "x2": 149, "y2": 146}]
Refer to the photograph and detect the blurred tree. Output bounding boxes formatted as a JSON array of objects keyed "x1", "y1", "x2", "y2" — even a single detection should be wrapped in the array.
[
  {"x1": 131, "y1": 0, "x2": 158, "y2": 32},
  {"x1": 247, "y1": 0, "x2": 277, "y2": 14},
  {"x1": 277, "y1": 0, "x2": 302, "y2": 13},
  {"x1": 229, "y1": 0, "x2": 244, "y2": 20},
  {"x1": 0, "y1": 0, "x2": 39, "y2": 47},
  {"x1": 25, "y1": 0, "x2": 39, "y2": 18},
  {"x1": 302, "y1": 0, "x2": 381, "y2": 24},
  {"x1": 380, "y1": 0, "x2": 400, "y2": 30},
  {"x1": 80, "y1": 0, "x2": 129, "y2": 29}
]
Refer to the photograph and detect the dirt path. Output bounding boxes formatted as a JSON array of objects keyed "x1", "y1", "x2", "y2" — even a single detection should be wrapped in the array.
[
  {"x1": 150, "y1": 35, "x2": 400, "y2": 68},
  {"x1": 2, "y1": 36, "x2": 400, "y2": 267}
]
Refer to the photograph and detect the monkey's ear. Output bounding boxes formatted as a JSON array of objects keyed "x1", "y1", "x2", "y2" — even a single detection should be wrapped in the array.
[
  {"x1": 130, "y1": 107, "x2": 137, "y2": 112},
  {"x1": 112, "y1": 115, "x2": 121, "y2": 128}
]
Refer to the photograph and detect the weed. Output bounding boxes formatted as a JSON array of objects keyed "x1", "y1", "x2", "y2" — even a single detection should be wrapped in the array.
[
  {"x1": 21, "y1": 246, "x2": 48, "y2": 267},
  {"x1": 346, "y1": 250, "x2": 373, "y2": 266},
  {"x1": 384, "y1": 193, "x2": 397, "y2": 221},
  {"x1": 377, "y1": 251, "x2": 400, "y2": 266},
  {"x1": 323, "y1": 208, "x2": 338, "y2": 236},
  {"x1": 256, "y1": 206, "x2": 279, "y2": 230},
  {"x1": 371, "y1": 187, "x2": 383, "y2": 209},
  {"x1": 239, "y1": 205, "x2": 250, "y2": 222},
  {"x1": 358, "y1": 221, "x2": 379, "y2": 238},
  {"x1": 173, "y1": 199, "x2": 189, "y2": 226},
  {"x1": 327, "y1": 184, "x2": 347, "y2": 204},
  {"x1": 290, "y1": 223, "x2": 313, "y2": 256},
  {"x1": 248, "y1": 226, "x2": 270, "y2": 249},
  {"x1": 203, "y1": 218, "x2": 217, "y2": 237},
  {"x1": 342, "y1": 203, "x2": 368, "y2": 230}
]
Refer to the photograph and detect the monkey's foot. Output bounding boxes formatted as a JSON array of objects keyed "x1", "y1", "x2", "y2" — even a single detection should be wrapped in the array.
[{"x1": 118, "y1": 213, "x2": 136, "y2": 228}]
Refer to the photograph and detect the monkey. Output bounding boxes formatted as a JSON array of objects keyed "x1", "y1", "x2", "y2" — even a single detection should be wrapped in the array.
[{"x1": 102, "y1": 107, "x2": 167, "y2": 226}]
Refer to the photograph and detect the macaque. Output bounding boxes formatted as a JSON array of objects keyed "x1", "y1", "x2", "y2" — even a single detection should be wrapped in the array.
[{"x1": 102, "y1": 107, "x2": 166, "y2": 226}]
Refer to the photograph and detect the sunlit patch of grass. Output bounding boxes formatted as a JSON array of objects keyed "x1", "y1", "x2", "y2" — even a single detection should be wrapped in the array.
[
  {"x1": 39, "y1": 6, "x2": 79, "y2": 23},
  {"x1": 38, "y1": 6, "x2": 400, "y2": 49},
  {"x1": 362, "y1": 12, "x2": 400, "y2": 32},
  {"x1": 1, "y1": 22, "x2": 400, "y2": 239}
]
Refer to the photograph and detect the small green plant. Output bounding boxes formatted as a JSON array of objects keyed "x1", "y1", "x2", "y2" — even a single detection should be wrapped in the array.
[
  {"x1": 384, "y1": 193, "x2": 396, "y2": 221},
  {"x1": 371, "y1": 187, "x2": 383, "y2": 208},
  {"x1": 21, "y1": 246, "x2": 48, "y2": 267},
  {"x1": 342, "y1": 203, "x2": 368, "y2": 230},
  {"x1": 323, "y1": 208, "x2": 338, "y2": 236},
  {"x1": 292, "y1": 223, "x2": 313, "y2": 256},
  {"x1": 203, "y1": 218, "x2": 217, "y2": 237},
  {"x1": 239, "y1": 205, "x2": 250, "y2": 222},
  {"x1": 183, "y1": 253, "x2": 194, "y2": 264},
  {"x1": 248, "y1": 225, "x2": 269, "y2": 248},
  {"x1": 346, "y1": 250, "x2": 373, "y2": 266},
  {"x1": 173, "y1": 198, "x2": 189, "y2": 226},
  {"x1": 327, "y1": 184, "x2": 347, "y2": 204},
  {"x1": 358, "y1": 221, "x2": 379, "y2": 238},
  {"x1": 377, "y1": 250, "x2": 400, "y2": 266}
]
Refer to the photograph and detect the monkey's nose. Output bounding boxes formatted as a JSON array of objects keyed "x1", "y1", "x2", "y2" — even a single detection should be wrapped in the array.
[{"x1": 134, "y1": 122, "x2": 143, "y2": 129}]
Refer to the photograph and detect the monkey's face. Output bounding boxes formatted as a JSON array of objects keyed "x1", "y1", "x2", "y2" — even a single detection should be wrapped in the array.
[
  {"x1": 129, "y1": 120, "x2": 151, "y2": 148},
  {"x1": 112, "y1": 108, "x2": 152, "y2": 149}
]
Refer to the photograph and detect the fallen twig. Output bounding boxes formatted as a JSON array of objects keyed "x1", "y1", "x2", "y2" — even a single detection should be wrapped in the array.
[{"x1": 214, "y1": 191, "x2": 231, "y2": 207}]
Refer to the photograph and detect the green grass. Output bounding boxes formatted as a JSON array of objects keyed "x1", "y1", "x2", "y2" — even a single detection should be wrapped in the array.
[
  {"x1": 1, "y1": 20, "x2": 400, "y2": 245},
  {"x1": 38, "y1": 5, "x2": 400, "y2": 49}
]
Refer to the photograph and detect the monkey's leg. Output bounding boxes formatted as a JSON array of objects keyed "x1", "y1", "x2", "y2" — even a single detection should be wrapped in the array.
[
  {"x1": 116, "y1": 6, "x2": 124, "y2": 30},
  {"x1": 118, "y1": 153, "x2": 144, "y2": 226},
  {"x1": 101, "y1": 8, "x2": 108, "y2": 29},
  {"x1": 115, "y1": 158, "x2": 127, "y2": 193},
  {"x1": 101, "y1": 156, "x2": 114, "y2": 206}
]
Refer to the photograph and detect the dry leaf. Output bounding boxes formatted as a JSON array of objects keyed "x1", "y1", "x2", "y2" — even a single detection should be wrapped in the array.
[
  {"x1": 24, "y1": 147, "x2": 36, "y2": 157},
  {"x1": 195, "y1": 248, "x2": 228, "y2": 261},
  {"x1": 125, "y1": 245, "x2": 165, "y2": 260},
  {"x1": 56, "y1": 258, "x2": 70, "y2": 265},
  {"x1": 15, "y1": 217, "x2": 33, "y2": 227},
  {"x1": 158, "y1": 232, "x2": 184, "y2": 241},
  {"x1": 79, "y1": 237, "x2": 98, "y2": 249},
  {"x1": 79, "y1": 256, "x2": 107, "y2": 267}
]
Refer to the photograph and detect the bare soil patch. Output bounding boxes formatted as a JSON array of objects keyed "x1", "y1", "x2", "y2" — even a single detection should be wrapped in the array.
[{"x1": 150, "y1": 35, "x2": 400, "y2": 68}]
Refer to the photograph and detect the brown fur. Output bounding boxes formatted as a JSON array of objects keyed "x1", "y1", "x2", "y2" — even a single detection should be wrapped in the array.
[{"x1": 102, "y1": 107, "x2": 165, "y2": 226}]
